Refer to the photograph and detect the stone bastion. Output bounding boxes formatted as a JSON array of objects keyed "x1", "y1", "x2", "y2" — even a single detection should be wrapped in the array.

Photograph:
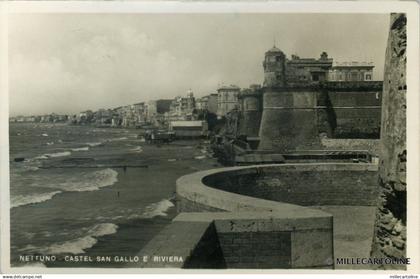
[{"x1": 132, "y1": 163, "x2": 378, "y2": 269}]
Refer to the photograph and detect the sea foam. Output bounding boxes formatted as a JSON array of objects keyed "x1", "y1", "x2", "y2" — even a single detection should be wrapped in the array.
[
  {"x1": 19, "y1": 223, "x2": 119, "y2": 255},
  {"x1": 11, "y1": 191, "x2": 62, "y2": 209},
  {"x1": 11, "y1": 169, "x2": 118, "y2": 208},
  {"x1": 132, "y1": 199, "x2": 175, "y2": 219},
  {"x1": 45, "y1": 223, "x2": 118, "y2": 254},
  {"x1": 34, "y1": 151, "x2": 71, "y2": 160},
  {"x1": 54, "y1": 169, "x2": 118, "y2": 192},
  {"x1": 86, "y1": 142, "x2": 102, "y2": 147},
  {"x1": 131, "y1": 146, "x2": 143, "y2": 153},
  {"x1": 71, "y1": 147, "x2": 89, "y2": 152}
]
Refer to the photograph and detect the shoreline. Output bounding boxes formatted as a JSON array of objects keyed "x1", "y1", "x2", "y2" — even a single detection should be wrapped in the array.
[{"x1": 10, "y1": 124, "x2": 220, "y2": 268}]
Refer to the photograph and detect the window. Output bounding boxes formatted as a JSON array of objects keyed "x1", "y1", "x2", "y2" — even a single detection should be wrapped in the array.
[
  {"x1": 275, "y1": 56, "x2": 282, "y2": 62},
  {"x1": 312, "y1": 74, "x2": 319, "y2": 81},
  {"x1": 366, "y1": 74, "x2": 372, "y2": 80}
]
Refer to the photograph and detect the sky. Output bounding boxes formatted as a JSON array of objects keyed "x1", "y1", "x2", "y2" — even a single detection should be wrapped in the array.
[{"x1": 8, "y1": 13, "x2": 390, "y2": 116}]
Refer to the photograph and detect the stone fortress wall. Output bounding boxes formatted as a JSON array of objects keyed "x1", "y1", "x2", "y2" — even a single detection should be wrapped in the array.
[{"x1": 133, "y1": 163, "x2": 377, "y2": 269}]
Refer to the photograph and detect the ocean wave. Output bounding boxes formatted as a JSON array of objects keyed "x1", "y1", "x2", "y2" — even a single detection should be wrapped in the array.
[
  {"x1": 88, "y1": 223, "x2": 118, "y2": 237},
  {"x1": 34, "y1": 223, "x2": 118, "y2": 255},
  {"x1": 34, "y1": 151, "x2": 71, "y2": 160},
  {"x1": 45, "y1": 236, "x2": 98, "y2": 255},
  {"x1": 131, "y1": 146, "x2": 143, "y2": 153},
  {"x1": 86, "y1": 142, "x2": 102, "y2": 147},
  {"x1": 53, "y1": 168, "x2": 118, "y2": 192},
  {"x1": 18, "y1": 262, "x2": 47, "y2": 268},
  {"x1": 11, "y1": 191, "x2": 62, "y2": 208},
  {"x1": 11, "y1": 169, "x2": 118, "y2": 208},
  {"x1": 22, "y1": 164, "x2": 40, "y2": 171},
  {"x1": 71, "y1": 146, "x2": 89, "y2": 152},
  {"x1": 41, "y1": 133, "x2": 48, "y2": 137},
  {"x1": 129, "y1": 199, "x2": 174, "y2": 219}
]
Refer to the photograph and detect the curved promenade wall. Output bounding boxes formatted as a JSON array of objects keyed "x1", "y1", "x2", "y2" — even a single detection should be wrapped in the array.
[
  {"x1": 137, "y1": 163, "x2": 377, "y2": 269},
  {"x1": 201, "y1": 163, "x2": 379, "y2": 206}
]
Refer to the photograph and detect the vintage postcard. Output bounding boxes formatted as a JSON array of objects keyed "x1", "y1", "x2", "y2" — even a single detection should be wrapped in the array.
[{"x1": 0, "y1": 1, "x2": 419, "y2": 275}]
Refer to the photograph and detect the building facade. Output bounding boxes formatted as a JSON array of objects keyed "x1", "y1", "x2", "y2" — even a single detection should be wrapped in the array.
[
  {"x1": 217, "y1": 85, "x2": 241, "y2": 118},
  {"x1": 169, "y1": 90, "x2": 196, "y2": 121},
  {"x1": 196, "y1": 93, "x2": 218, "y2": 114},
  {"x1": 328, "y1": 62, "x2": 374, "y2": 81},
  {"x1": 286, "y1": 52, "x2": 333, "y2": 83}
]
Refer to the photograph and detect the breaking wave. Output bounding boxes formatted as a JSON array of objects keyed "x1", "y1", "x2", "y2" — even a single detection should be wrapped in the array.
[
  {"x1": 129, "y1": 199, "x2": 174, "y2": 219},
  {"x1": 11, "y1": 191, "x2": 62, "y2": 209},
  {"x1": 11, "y1": 169, "x2": 118, "y2": 209},
  {"x1": 34, "y1": 151, "x2": 71, "y2": 160},
  {"x1": 131, "y1": 146, "x2": 143, "y2": 153},
  {"x1": 48, "y1": 168, "x2": 118, "y2": 192},
  {"x1": 71, "y1": 146, "x2": 89, "y2": 152},
  {"x1": 86, "y1": 142, "x2": 102, "y2": 147},
  {"x1": 18, "y1": 262, "x2": 47, "y2": 268},
  {"x1": 20, "y1": 223, "x2": 118, "y2": 255}
]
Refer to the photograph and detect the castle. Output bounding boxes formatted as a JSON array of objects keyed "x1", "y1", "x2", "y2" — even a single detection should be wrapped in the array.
[{"x1": 235, "y1": 46, "x2": 383, "y2": 153}]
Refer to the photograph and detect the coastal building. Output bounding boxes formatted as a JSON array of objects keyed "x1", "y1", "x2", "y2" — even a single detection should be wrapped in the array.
[
  {"x1": 258, "y1": 46, "x2": 383, "y2": 151},
  {"x1": 118, "y1": 103, "x2": 147, "y2": 128},
  {"x1": 77, "y1": 110, "x2": 94, "y2": 124},
  {"x1": 146, "y1": 99, "x2": 172, "y2": 126},
  {"x1": 216, "y1": 85, "x2": 241, "y2": 118},
  {"x1": 237, "y1": 85, "x2": 263, "y2": 138},
  {"x1": 195, "y1": 96, "x2": 208, "y2": 110},
  {"x1": 286, "y1": 52, "x2": 333, "y2": 83},
  {"x1": 328, "y1": 61, "x2": 375, "y2": 81},
  {"x1": 168, "y1": 90, "x2": 196, "y2": 121},
  {"x1": 196, "y1": 93, "x2": 218, "y2": 114},
  {"x1": 169, "y1": 120, "x2": 208, "y2": 138},
  {"x1": 94, "y1": 109, "x2": 113, "y2": 125}
]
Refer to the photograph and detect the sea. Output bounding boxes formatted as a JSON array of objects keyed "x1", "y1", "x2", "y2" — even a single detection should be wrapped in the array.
[{"x1": 9, "y1": 123, "x2": 180, "y2": 268}]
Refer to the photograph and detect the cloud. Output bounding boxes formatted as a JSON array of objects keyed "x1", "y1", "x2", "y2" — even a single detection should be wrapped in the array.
[{"x1": 8, "y1": 13, "x2": 389, "y2": 116}]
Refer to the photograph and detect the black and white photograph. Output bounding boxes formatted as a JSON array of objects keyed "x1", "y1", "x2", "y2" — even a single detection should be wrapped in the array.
[{"x1": 1, "y1": 1, "x2": 419, "y2": 276}]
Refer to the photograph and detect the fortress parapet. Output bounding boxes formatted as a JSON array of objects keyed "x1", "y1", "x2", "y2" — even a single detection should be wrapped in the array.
[{"x1": 258, "y1": 46, "x2": 383, "y2": 152}]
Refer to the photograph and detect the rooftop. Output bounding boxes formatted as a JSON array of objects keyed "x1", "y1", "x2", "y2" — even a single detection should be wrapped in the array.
[
  {"x1": 266, "y1": 46, "x2": 284, "y2": 54},
  {"x1": 217, "y1": 84, "x2": 241, "y2": 91},
  {"x1": 333, "y1": 61, "x2": 375, "y2": 68}
]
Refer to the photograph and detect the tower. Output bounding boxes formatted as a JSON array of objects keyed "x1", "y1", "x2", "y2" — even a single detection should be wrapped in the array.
[
  {"x1": 263, "y1": 46, "x2": 286, "y2": 88},
  {"x1": 259, "y1": 46, "x2": 320, "y2": 151}
]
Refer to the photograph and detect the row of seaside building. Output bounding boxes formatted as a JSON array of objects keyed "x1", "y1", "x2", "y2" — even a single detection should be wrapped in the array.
[{"x1": 10, "y1": 51, "x2": 376, "y2": 132}]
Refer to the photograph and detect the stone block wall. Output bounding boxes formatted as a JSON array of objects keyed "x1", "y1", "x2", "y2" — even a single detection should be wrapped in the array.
[
  {"x1": 371, "y1": 13, "x2": 407, "y2": 269},
  {"x1": 216, "y1": 231, "x2": 292, "y2": 268},
  {"x1": 258, "y1": 83, "x2": 383, "y2": 152},
  {"x1": 203, "y1": 164, "x2": 379, "y2": 206},
  {"x1": 317, "y1": 90, "x2": 382, "y2": 139},
  {"x1": 258, "y1": 90, "x2": 320, "y2": 151}
]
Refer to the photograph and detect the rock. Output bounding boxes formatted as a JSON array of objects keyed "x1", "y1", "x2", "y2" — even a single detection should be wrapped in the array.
[
  {"x1": 380, "y1": 222, "x2": 395, "y2": 232},
  {"x1": 383, "y1": 245, "x2": 405, "y2": 258},
  {"x1": 393, "y1": 182, "x2": 406, "y2": 192},
  {"x1": 393, "y1": 220, "x2": 404, "y2": 233},
  {"x1": 381, "y1": 212, "x2": 394, "y2": 224},
  {"x1": 391, "y1": 236, "x2": 405, "y2": 249},
  {"x1": 400, "y1": 227, "x2": 407, "y2": 240}
]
